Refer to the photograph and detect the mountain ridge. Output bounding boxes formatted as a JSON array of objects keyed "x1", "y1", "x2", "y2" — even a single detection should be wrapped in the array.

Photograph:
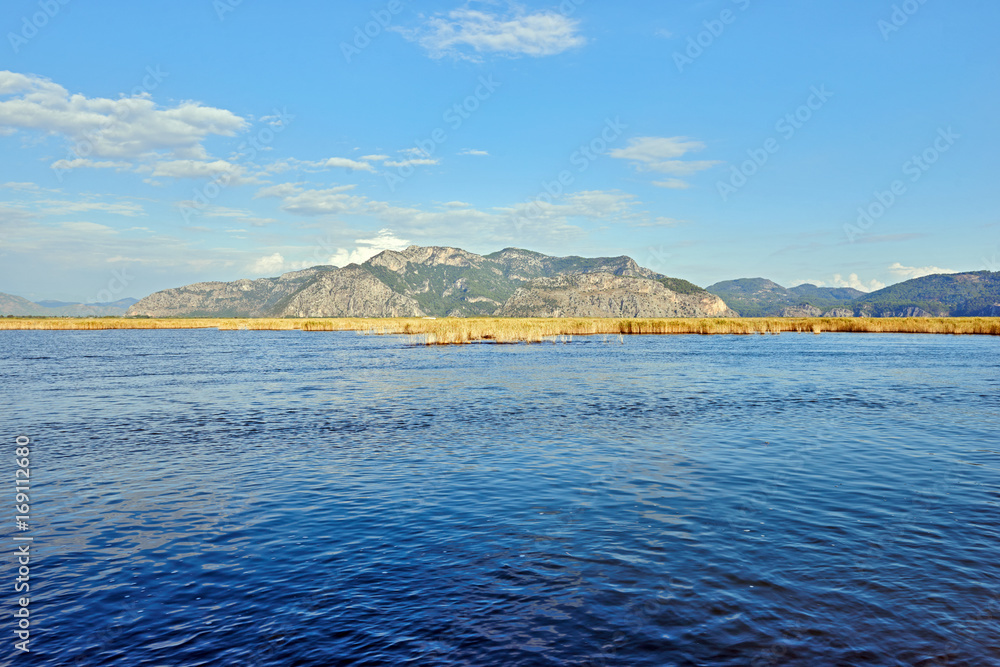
[
  {"x1": 126, "y1": 245, "x2": 734, "y2": 318},
  {"x1": 706, "y1": 272, "x2": 1000, "y2": 317}
]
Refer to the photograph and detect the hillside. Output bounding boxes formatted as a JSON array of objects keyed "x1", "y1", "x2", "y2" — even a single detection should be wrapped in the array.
[
  {"x1": 854, "y1": 271, "x2": 1000, "y2": 316},
  {"x1": 127, "y1": 246, "x2": 732, "y2": 319},
  {"x1": 1, "y1": 294, "x2": 139, "y2": 316},
  {"x1": 707, "y1": 272, "x2": 1000, "y2": 317},
  {"x1": 705, "y1": 279, "x2": 862, "y2": 317}
]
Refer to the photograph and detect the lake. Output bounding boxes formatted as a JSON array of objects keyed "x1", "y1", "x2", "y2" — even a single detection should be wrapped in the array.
[{"x1": 2, "y1": 330, "x2": 998, "y2": 665}]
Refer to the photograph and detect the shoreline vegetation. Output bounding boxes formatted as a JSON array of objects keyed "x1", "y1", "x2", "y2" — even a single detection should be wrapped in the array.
[{"x1": 1, "y1": 316, "x2": 999, "y2": 344}]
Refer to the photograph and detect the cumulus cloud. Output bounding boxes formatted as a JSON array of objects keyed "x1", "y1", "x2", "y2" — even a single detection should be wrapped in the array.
[
  {"x1": 887, "y1": 262, "x2": 959, "y2": 280},
  {"x1": 800, "y1": 273, "x2": 886, "y2": 292},
  {"x1": 611, "y1": 136, "x2": 720, "y2": 187},
  {"x1": 394, "y1": 7, "x2": 585, "y2": 61},
  {"x1": 0, "y1": 70, "x2": 246, "y2": 161},
  {"x1": 250, "y1": 252, "x2": 285, "y2": 276},
  {"x1": 327, "y1": 229, "x2": 411, "y2": 267}
]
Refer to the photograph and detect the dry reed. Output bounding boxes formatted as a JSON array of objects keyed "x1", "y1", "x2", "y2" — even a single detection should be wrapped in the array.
[{"x1": 1, "y1": 316, "x2": 998, "y2": 343}]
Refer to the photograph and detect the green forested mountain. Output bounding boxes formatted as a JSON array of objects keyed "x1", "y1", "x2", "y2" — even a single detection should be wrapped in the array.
[
  {"x1": 854, "y1": 271, "x2": 1000, "y2": 316},
  {"x1": 127, "y1": 245, "x2": 730, "y2": 318},
  {"x1": 704, "y1": 279, "x2": 862, "y2": 317},
  {"x1": 707, "y1": 272, "x2": 1000, "y2": 317}
]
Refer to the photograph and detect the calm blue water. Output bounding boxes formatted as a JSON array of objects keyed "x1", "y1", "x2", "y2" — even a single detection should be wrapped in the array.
[{"x1": 2, "y1": 330, "x2": 999, "y2": 666}]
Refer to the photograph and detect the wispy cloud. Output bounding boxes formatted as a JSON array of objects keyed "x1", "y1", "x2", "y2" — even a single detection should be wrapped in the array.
[
  {"x1": 610, "y1": 136, "x2": 720, "y2": 187},
  {"x1": 394, "y1": 7, "x2": 585, "y2": 61},
  {"x1": 887, "y1": 262, "x2": 959, "y2": 280}
]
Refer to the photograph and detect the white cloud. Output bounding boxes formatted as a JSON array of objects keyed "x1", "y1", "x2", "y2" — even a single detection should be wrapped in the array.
[
  {"x1": 327, "y1": 229, "x2": 411, "y2": 267},
  {"x1": 383, "y1": 157, "x2": 439, "y2": 168},
  {"x1": 360, "y1": 154, "x2": 390, "y2": 162},
  {"x1": 399, "y1": 147, "x2": 429, "y2": 158},
  {"x1": 394, "y1": 7, "x2": 585, "y2": 61},
  {"x1": 258, "y1": 113, "x2": 290, "y2": 129},
  {"x1": 459, "y1": 149, "x2": 489, "y2": 156},
  {"x1": 250, "y1": 252, "x2": 285, "y2": 275},
  {"x1": 144, "y1": 159, "x2": 256, "y2": 184},
  {"x1": 611, "y1": 136, "x2": 720, "y2": 187},
  {"x1": 887, "y1": 262, "x2": 959, "y2": 280},
  {"x1": 321, "y1": 157, "x2": 375, "y2": 171},
  {"x1": 1, "y1": 182, "x2": 44, "y2": 191},
  {"x1": 261, "y1": 184, "x2": 367, "y2": 216},
  {"x1": 253, "y1": 181, "x2": 658, "y2": 248},
  {"x1": 652, "y1": 178, "x2": 691, "y2": 190},
  {"x1": 611, "y1": 136, "x2": 713, "y2": 171},
  {"x1": 61, "y1": 221, "x2": 116, "y2": 234},
  {"x1": 35, "y1": 199, "x2": 144, "y2": 217},
  {"x1": 0, "y1": 70, "x2": 246, "y2": 161},
  {"x1": 801, "y1": 273, "x2": 886, "y2": 292},
  {"x1": 50, "y1": 158, "x2": 131, "y2": 171},
  {"x1": 262, "y1": 156, "x2": 379, "y2": 174}
]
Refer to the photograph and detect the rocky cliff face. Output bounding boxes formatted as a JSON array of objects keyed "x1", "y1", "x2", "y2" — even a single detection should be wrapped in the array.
[
  {"x1": 127, "y1": 267, "x2": 332, "y2": 317},
  {"x1": 495, "y1": 273, "x2": 736, "y2": 318},
  {"x1": 275, "y1": 266, "x2": 425, "y2": 318},
  {"x1": 127, "y1": 246, "x2": 736, "y2": 319}
]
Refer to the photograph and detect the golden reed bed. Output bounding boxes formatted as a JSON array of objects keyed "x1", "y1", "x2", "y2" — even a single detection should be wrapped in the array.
[{"x1": 1, "y1": 316, "x2": 999, "y2": 344}]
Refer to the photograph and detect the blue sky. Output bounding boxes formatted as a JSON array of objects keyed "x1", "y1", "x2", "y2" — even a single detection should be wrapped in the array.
[{"x1": 1, "y1": 0, "x2": 998, "y2": 302}]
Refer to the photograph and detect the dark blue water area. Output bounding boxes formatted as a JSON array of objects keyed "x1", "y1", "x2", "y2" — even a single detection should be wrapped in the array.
[{"x1": 1, "y1": 329, "x2": 998, "y2": 666}]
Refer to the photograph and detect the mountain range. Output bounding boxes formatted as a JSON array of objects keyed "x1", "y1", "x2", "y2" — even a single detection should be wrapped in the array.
[
  {"x1": 124, "y1": 246, "x2": 735, "y2": 319},
  {"x1": 3, "y1": 246, "x2": 998, "y2": 319},
  {"x1": 0, "y1": 293, "x2": 138, "y2": 317},
  {"x1": 706, "y1": 272, "x2": 1000, "y2": 317}
]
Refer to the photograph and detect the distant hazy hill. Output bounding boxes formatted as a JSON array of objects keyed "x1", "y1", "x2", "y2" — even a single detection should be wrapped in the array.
[
  {"x1": 705, "y1": 278, "x2": 862, "y2": 317},
  {"x1": 128, "y1": 246, "x2": 734, "y2": 318},
  {"x1": 1, "y1": 294, "x2": 138, "y2": 316},
  {"x1": 854, "y1": 271, "x2": 1000, "y2": 316},
  {"x1": 707, "y1": 272, "x2": 1000, "y2": 317}
]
